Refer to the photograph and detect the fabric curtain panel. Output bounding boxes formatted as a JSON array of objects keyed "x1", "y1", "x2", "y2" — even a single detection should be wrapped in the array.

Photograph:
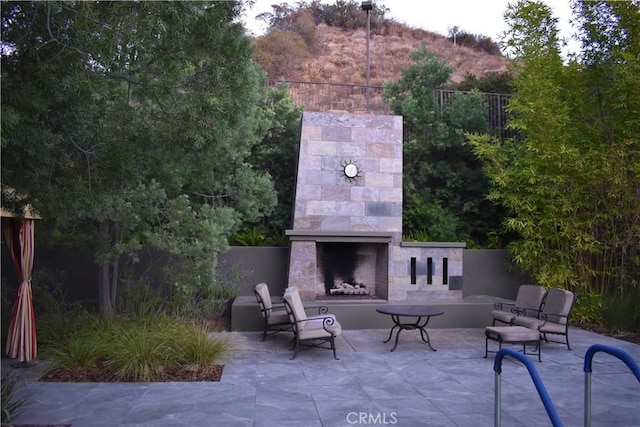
[{"x1": 3, "y1": 218, "x2": 37, "y2": 362}]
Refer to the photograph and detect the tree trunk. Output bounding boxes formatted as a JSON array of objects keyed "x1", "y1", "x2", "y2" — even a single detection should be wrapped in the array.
[
  {"x1": 99, "y1": 262, "x2": 113, "y2": 315},
  {"x1": 98, "y1": 220, "x2": 114, "y2": 315},
  {"x1": 110, "y1": 258, "x2": 119, "y2": 310},
  {"x1": 109, "y1": 223, "x2": 120, "y2": 309}
]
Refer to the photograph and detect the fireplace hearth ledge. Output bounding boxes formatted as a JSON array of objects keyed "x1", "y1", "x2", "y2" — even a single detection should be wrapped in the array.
[
  {"x1": 401, "y1": 241, "x2": 466, "y2": 248},
  {"x1": 286, "y1": 230, "x2": 394, "y2": 243}
]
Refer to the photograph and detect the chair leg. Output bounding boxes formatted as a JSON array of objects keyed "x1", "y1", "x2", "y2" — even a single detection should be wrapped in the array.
[
  {"x1": 331, "y1": 336, "x2": 339, "y2": 360},
  {"x1": 290, "y1": 338, "x2": 300, "y2": 360},
  {"x1": 261, "y1": 325, "x2": 267, "y2": 342}
]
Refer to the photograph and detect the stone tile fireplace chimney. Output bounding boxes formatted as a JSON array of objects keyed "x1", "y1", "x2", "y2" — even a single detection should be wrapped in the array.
[{"x1": 286, "y1": 112, "x2": 464, "y2": 302}]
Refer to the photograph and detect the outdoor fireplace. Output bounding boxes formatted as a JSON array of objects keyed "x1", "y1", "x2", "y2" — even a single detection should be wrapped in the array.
[{"x1": 286, "y1": 112, "x2": 464, "y2": 302}]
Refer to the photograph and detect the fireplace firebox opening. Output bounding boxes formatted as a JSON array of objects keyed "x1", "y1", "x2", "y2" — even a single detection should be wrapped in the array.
[{"x1": 316, "y1": 242, "x2": 388, "y2": 299}]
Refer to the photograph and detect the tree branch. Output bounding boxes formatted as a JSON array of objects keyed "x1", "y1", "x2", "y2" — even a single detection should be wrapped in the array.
[{"x1": 184, "y1": 190, "x2": 230, "y2": 200}]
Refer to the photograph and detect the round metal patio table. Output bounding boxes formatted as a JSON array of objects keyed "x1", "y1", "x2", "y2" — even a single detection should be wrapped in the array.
[{"x1": 376, "y1": 305, "x2": 444, "y2": 352}]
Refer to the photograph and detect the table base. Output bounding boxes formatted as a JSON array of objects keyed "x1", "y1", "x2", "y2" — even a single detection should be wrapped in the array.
[{"x1": 383, "y1": 315, "x2": 437, "y2": 352}]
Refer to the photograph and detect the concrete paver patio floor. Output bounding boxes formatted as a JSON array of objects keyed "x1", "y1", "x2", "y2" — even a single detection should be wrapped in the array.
[{"x1": 5, "y1": 327, "x2": 640, "y2": 427}]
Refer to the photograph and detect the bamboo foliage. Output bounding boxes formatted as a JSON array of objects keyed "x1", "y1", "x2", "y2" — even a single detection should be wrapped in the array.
[{"x1": 469, "y1": 0, "x2": 640, "y2": 308}]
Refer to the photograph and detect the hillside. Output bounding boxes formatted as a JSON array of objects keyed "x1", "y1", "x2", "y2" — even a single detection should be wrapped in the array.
[{"x1": 256, "y1": 23, "x2": 509, "y2": 85}]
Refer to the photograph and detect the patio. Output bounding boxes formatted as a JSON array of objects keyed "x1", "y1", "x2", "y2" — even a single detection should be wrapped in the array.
[{"x1": 6, "y1": 326, "x2": 640, "y2": 426}]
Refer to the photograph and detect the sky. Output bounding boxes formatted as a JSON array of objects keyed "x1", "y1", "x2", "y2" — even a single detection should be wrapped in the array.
[{"x1": 240, "y1": 0, "x2": 579, "y2": 56}]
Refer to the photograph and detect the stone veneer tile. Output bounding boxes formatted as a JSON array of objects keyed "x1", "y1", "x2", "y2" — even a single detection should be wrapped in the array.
[
  {"x1": 393, "y1": 174, "x2": 403, "y2": 188},
  {"x1": 352, "y1": 127, "x2": 404, "y2": 143},
  {"x1": 449, "y1": 249, "x2": 463, "y2": 262},
  {"x1": 379, "y1": 158, "x2": 402, "y2": 173},
  {"x1": 379, "y1": 187, "x2": 403, "y2": 202},
  {"x1": 378, "y1": 217, "x2": 402, "y2": 232},
  {"x1": 293, "y1": 216, "x2": 321, "y2": 230},
  {"x1": 449, "y1": 276, "x2": 463, "y2": 290},
  {"x1": 366, "y1": 143, "x2": 395, "y2": 158},
  {"x1": 288, "y1": 259, "x2": 316, "y2": 277},
  {"x1": 350, "y1": 216, "x2": 379, "y2": 230},
  {"x1": 448, "y1": 261, "x2": 462, "y2": 276},
  {"x1": 336, "y1": 201, "x2": 365, "y2": 216},
  {"x1": 319, "y1": 216, "x2": 350, "y2": 230},
  {"x1": 365, "y1": 172, "x2": 395, "y2": 188},
  {"x1": 300, "y1": 125, "x2": 322, "y2": 140},
  {"x1": 297, "y1": 154, "x2": 321, "y2": 173},
  {"x1": 296, "y1": 241, "x2": 317, "y2": 257},
  {"x1": 321, "y1": 155, "x2": 340, "y2": 171},
  {"x1": 308, "y1": 140, "x2": 337, "y2": 156},
  {"x1": 307, "y1": 200, "x2": 336, "y2": 216},
  {"x1": 358, "y1": 158, "x2": 378, "y2": 173},
  {"x1": 295, "y1": 185, "x2": 322, "y2": 201},
  {"x1": 351, "y1": 186, "x2": 379, "y2": 202},
  {"x1": 322, "y1": 126, "x2": 352, "y2": 142},
  {"x1": 321, "y1": 186, "x2": 351, "y2": 202},
  {"x1": 306, "y1": 170, "x2": 338, "y2": 186},
  {"x1": 365, "y1": 202, "x2": 393, "y2": 217},
  {"x1": 337, "y1": 143, "x2": 366, "y2": 157},
  {"x1": 387, "y1": 289, "x2": 408, "y2": 302}
]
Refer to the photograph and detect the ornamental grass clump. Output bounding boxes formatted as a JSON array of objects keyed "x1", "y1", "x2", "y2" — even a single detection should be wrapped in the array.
[
  {"x1": 178, "y1": 324, "x2": 235, "y2": 366},
  {"x1": 1, "y1": 372, "x2": 28, "y2": 424},
  {"x1": 104, "y1": 321, "x2": 172, "y2": 382},
  {"x1": 39, "y1": 311, "x2": 236, "y2": 382}
]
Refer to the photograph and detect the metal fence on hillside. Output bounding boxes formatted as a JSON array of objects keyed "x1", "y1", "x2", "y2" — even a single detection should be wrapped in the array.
[
  {"x1": 269, "y1": 80, "x2": 516, "y2": 140},
  {"x1": 271, "y1": 80, "x2": 390, "y2": 114}
]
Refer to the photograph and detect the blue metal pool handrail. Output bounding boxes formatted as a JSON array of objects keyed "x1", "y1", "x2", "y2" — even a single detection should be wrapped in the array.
[
  {"x1": 583, "y1": 344, "x2": 640, "y2": 427},
  {"x1": 493, "y1": 348, "x2": 563, "y2": 427}
]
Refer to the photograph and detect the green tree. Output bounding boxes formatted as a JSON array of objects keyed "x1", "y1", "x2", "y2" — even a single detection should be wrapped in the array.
[
  {"x1": 1, "y1": 1, "x2": 277, "y2": 314},
  {"x1": 448, "y1": 71, "x2": 514, "y2": 94},
  {"x1": 248, "y1": 81, "x2": 303, "y2": 242},
  {"x1": 384, "y1": 46, "x2": 504, "y2": 245},
  {"x1": 469, "y1": 0, "x2": 639, "y2": 304}
]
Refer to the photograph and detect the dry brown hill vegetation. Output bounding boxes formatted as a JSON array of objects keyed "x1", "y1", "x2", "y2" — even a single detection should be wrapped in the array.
[{"x1": 254, "y1": 21, "x2": 508, "y2": 85}]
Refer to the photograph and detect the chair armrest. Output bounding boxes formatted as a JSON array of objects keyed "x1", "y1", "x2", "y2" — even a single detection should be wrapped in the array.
[
  {"x1": 298, "y1": 315, "x2": 338, "y2": 334},
  {"x1": 513, "y1": 307, "x2": 541, "y2": 317},
  {"x1": 304, "y1": 305, "x2": 329, "y2": 315},
  {"x1": 538, "y1": 312, "x2": 570, "y2": 327},
  {"x1": 493, "y1": 302, "x2": 515, "y2": 311}
]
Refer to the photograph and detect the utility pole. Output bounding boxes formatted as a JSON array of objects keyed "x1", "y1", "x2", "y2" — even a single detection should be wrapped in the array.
[{"x1": 361, "y1": 1, "x2": 372, "y2": 112}]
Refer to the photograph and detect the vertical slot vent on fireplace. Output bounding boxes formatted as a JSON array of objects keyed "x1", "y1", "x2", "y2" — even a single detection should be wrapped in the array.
[
  {"x1": 427, "y1": 257, "x2": 433, "y2": 285},
  {"x1": 410, "y1": 257, "x2": 416, "y2": 284},
  {"x1": 443, "y1": 257, "x2": 449, "y2": 285}
]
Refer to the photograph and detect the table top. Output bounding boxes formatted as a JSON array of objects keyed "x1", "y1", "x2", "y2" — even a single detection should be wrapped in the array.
[{"x1": 376, "y1": 305, "x2": 444, "y2": 317}]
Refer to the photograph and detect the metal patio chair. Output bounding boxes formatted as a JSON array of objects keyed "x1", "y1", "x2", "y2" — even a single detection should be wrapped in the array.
[
  {"x1": 283, "y1": 286, "x2": 342, "y2": 360},
  {"x1": 491, "y1": 284, "x2": 547, "y2": 326},
  {"x1": 254, "y1": 282, "x2": 291, "y2": 342},
  {"x1": 512, "y1": 288, "x2": 577, "y2": 350}
]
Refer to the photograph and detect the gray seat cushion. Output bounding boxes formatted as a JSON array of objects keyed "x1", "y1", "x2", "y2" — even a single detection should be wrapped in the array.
[{"x1": 486, "y1": 326, "x2": 540, "y2": 342}]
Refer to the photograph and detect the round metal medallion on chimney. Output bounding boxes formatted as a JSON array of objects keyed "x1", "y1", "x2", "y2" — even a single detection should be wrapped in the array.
[{"x1": 342, "y1": 161, "x2": 361, "y2": 182}]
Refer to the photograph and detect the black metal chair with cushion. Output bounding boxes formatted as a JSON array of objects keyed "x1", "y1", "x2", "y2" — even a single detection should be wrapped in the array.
[
  {"x1": 512, "y1": 288, "x2": 577, "y2": 350},
  {"x1": 491, "y1": 284, "x2": 547, "y2": 326},
  {"x1": 254, "y1": 282, "x2": 291, "y2": 342},
  {"x1": 283, "y1": 286, "x2": 342, "y2": 360}
]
